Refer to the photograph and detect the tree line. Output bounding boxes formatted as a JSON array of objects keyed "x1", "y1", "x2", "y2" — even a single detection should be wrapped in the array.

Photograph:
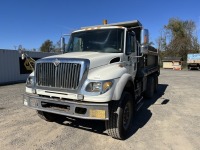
[
  {"x1": 157, "y1": 18, "x2": 199, "y2": 61},
  {"x1": 40, "y1": 40, "x2": 61, "y2": 53}
]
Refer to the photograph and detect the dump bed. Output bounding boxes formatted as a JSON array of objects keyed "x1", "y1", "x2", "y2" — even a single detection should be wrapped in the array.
[{"x1": 82, "y1": 20, "x2": 143, "y2": 44}]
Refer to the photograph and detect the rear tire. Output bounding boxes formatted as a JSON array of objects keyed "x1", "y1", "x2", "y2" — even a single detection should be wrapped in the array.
[
  {"x1": 144, "y1": 76, "x2": 155, "y2": 99},
  {"x1": 154, "y1": 75, "x2": 158, "y2": 93},
  {"x1": 37, "y1": 111, "x2": 59, "y2": 122},
  {"x1": 105, "y1": 92, "x2": 134, "y2": 140}
]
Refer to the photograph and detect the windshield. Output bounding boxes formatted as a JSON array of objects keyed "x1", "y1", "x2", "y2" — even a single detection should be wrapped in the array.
[{"x1": 65, "y1": 28, "x2": 124, "y2": 53}]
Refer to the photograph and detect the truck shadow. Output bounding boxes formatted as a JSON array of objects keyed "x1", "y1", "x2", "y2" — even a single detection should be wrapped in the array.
[
  {"x1": 56, "y1": 117, "x2": 107, "y2": 135},
  {"x1": 54, "y1": 84, "x2": 169, "y2": 139},
  {"x1": 127, "y1": 83, "x2": 169, "y2": 139}
]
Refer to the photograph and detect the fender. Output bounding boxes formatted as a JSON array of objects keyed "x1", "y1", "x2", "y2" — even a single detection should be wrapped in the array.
[{"x1": 112, "y1": 73, "x2": 134, "y2": 100}]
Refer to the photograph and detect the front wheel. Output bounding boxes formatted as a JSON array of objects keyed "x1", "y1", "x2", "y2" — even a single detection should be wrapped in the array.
[{"x1": 105, "y1": 92, "x2": 134, "y2": 140}]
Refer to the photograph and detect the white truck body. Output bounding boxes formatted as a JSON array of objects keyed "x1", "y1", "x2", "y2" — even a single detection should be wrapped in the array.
[{"x1": 23, "y1": 20, "x2": 160, "y2": 139}]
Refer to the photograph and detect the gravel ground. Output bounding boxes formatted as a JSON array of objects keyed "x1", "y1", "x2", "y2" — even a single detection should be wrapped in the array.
[{"x1": 0, "y1": 69, "x2": 199, "y2": 150}]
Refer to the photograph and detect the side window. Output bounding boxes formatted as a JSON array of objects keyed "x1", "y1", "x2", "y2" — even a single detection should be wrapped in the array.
[
  {"x1": 126, "y1": 32, "x2": 135, "y2": 54},
  {"x1": 73, "y1": 37, "x2": 83, "y2": 52},
  {"x1": 68, "y1": 37, "x2": 83, "y2": 52}
]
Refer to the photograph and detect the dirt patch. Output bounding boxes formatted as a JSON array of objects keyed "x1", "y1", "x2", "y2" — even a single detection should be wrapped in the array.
[{"x1": 0, "y1": 70, "x2": 199, "y2": 149}]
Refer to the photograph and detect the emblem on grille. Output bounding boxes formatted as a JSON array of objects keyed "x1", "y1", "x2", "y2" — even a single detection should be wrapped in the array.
[{"x1": 53, "y1": 59, "x2": 60, "y2": 67}]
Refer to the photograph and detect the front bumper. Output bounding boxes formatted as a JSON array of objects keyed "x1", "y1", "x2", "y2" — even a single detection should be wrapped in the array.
[{"x1": 23, "y1": 94, "x2": 109, "y2": 120}]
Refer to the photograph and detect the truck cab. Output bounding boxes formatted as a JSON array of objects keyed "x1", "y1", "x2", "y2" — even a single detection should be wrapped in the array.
[{"x1": 23, "y1": 20, "x2": 159, "y2": 139}]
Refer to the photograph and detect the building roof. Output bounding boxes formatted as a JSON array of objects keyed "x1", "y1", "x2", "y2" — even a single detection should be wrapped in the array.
[{"x1": 162, "y1": 57, "x2": 183, "y2": 62}]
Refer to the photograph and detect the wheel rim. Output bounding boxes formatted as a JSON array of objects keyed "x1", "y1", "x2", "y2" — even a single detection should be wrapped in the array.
[{"x1": 123, "y1": 101, "x2": 131, "y2": 130}]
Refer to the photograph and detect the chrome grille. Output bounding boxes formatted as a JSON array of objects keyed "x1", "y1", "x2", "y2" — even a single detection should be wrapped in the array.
[{"x1": 36, "y1": 63, "x2": 81, "y2": 89}]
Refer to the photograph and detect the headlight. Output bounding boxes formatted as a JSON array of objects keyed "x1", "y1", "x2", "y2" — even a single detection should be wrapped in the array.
[
  {"x1": 26, "y1": 76, "x2": 34, "y2": 86},
  {"x1": 85, "y1": 80, "x2": 113, "y2": 94},
  {"x1": 86, "y1": 82, "x2": 102, "y2": 92},
  {"x1": 102, "y1": 81, "x2": 113, "y2": 93}
]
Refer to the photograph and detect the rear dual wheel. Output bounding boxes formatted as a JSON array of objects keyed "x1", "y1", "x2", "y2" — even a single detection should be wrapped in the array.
[
  {"x1": 144, "y1": 76, "x2": 155, "y2": 99},
  {"x1": 154, "y1": 75, "x2": 158, "y2": 93}
]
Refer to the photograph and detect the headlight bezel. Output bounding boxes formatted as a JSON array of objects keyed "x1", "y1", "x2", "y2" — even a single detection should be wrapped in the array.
[
  {"x1": 84, "y1": 79, "x2": 114, "y2": 95},
  {"x1": 26, "y1": 76, "x2": 35, "y2": 87}
]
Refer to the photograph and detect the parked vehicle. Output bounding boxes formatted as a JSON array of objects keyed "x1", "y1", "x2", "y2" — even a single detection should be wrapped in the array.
[
  {"x1": 187, "y1": 53, "x2": 200, "y2": 70},
  {"x1": 23, "y1": 20, "x2": 160, "y2": 139}
]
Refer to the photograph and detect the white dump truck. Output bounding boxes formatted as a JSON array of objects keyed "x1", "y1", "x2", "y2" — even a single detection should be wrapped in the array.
[
  {"x1": 187, "y1": 53, "x2": 200, "y2": 70},
  {"x1": 23, "y1": 20, "x2": 160, "y2": 139}
]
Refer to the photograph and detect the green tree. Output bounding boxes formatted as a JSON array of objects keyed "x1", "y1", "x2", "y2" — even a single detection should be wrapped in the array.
[
  {"x1": 158, "y1": 18, "x2": 199, "y2": 60},
  {"x1": 40, "y1": 40, "x2": 54, "y2": 52},
  {"x1": 51, "y1": 40, "x2": 62, "y2": 53}
]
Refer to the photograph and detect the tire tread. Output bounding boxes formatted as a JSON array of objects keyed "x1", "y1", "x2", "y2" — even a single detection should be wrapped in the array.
[{"x1": 105, "y1": 92, "x2": 134, "y2": 140}]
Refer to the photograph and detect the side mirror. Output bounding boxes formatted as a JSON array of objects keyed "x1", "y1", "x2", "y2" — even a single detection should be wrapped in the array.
[
  {"x1": 140, "y1": 29, "x2": 149, "y2": 54},
  {"x1": 60, "y1": 37, "x2": 65, "y2": 53}
]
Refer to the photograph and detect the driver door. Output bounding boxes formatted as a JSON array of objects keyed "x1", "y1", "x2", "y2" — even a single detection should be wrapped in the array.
[{"x1": 125, "y1": 31, "x2": 137, "y2": 78}]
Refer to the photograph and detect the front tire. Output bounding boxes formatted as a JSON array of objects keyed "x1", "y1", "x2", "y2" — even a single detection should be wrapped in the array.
[{"x1": 105, "y1": 92, "x2": 134, "y2": 140}]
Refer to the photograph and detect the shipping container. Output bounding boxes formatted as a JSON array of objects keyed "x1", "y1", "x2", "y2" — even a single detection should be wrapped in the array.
[{"x1": 0, "y1": 49, "x2": 57, "y2": 85}]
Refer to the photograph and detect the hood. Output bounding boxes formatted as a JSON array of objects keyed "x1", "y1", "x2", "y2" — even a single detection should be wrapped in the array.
[{"x1": 43, "y1": 52, "x2": 123, "y2": 69}]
